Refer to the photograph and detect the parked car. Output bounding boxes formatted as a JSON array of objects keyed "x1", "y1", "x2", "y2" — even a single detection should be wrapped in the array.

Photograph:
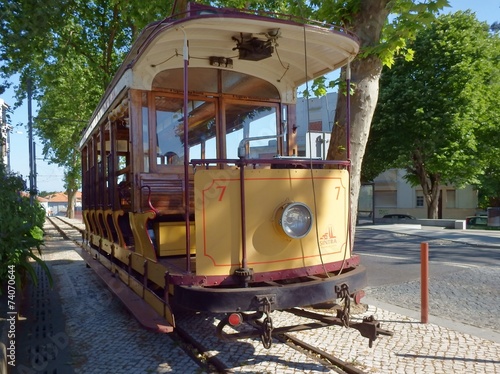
[
  {"x1": 465, "y1": 216, "x2": 488, "y2": 228},
  {"x1": 383, "y1": 214, "x2": 417, "y2": 220}
]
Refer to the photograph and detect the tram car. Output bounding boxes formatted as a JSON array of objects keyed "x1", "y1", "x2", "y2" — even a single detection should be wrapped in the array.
[{"x1": 79, "y1": 3, "x2": 388, "y2": 347}]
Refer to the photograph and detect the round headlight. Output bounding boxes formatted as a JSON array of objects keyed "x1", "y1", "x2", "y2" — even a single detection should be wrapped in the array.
[{"x1": 277, "y1": 202, "x2": 313, "y2": 239}]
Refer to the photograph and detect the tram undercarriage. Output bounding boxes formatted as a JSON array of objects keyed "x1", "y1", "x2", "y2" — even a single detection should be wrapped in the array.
[{"x1": 81, "y1": 226, "x2": 391, "y2": 349}]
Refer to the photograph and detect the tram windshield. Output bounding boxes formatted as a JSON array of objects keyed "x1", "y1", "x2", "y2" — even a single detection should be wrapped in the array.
[
  {"x1": 225, "y1": 103, "x2": 278, "y2": 159},
  {"x1": 150, "y1": 68, "x2": 282, "y2": 168},
  {"x1": 155, "y1": 96, "x2": 217, "y2": 165}
]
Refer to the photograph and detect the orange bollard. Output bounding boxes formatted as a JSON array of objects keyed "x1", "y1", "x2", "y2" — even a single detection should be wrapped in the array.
[{"x1": 421, "y1": 242, "x2": 429, "y2": 323}]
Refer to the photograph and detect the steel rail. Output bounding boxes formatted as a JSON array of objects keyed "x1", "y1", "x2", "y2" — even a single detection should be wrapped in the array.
[
  {"x1": 46, "y1": 216, "x2": 231, "y2": 373},
  {"x1": 276, "y1": 332, "x2": 367, "y2": 374}
]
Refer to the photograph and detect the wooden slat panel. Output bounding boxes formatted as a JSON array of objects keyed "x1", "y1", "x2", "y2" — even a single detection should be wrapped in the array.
[
  {"x1": 139, "y1": 173, "x2": 194, "y2": 215},
  {"x1": 78, "y1": 247, "x2": 172, "y2": 333},
  {"x1": 148, "y1": 260, "x2": 166, "y2": 288},
  {"x1": 130, "y1": 253, "x2": 146, "y2": 275},
  {"x1": 113, "y1": 245, "x2": 130, "y2": 266}
]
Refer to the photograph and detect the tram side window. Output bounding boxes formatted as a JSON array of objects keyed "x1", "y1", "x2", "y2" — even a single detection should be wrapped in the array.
[
  {"x1": 142, "y1": 94, "x2": 149, "y2": 172},
  {"x1": 156, "y1": 97, "x2": 183, "y2": 165},
  {"x1": 155, "y1": 96, "x2": 216, "y2": 166},
  {"x1": 187, "y1": 99, "x2": 217, "y2": 160},
  {"x1": 225, "y1": 103, "x2": 278, "y2": 159}
]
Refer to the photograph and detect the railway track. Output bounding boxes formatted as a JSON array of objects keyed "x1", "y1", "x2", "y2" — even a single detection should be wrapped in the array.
[
  {"x1": 276, "y1": 333, "x2": 365, "y2": 374},
  {"x1": 46, "y1": 216, "x2": 371, "y2": 374}
]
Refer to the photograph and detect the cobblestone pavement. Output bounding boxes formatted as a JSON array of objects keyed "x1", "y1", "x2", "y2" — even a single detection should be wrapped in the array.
[
  {"x1": 176, "y1": 305, "x2": 500, "y2": 373},
  {"x1": 11, "y1": 227, "x2": 203, "y2": 374},
  {"x1": 2, "y1": 220, "x2": 500, "y2": 373}
]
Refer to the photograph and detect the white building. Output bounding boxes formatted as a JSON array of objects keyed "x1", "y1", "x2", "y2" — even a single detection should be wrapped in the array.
[
  {"x1": 296, "y1": 94, "x2": 479, "y2": 220},
  {"x1": 296, "y1": 92, "x2": 337, "y2": 158},
  {"x1": 0, "y1": 98, "x2": 11, "y2": 169},
  {"x1": 372, "y1": 169, "x2": 478, "y2": 219}
]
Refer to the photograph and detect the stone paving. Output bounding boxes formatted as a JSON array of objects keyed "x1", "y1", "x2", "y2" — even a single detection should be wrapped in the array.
[
  {"x1": 173, "y1": 303, "x2": 500, "y2": 373},
  {"x1": 10, "y1": 226, "x2": 203, "y2": 374},
  {"x1": 282, "y1": 307, "x2": 500, "y2": 374},
  {"x1": 2, "y1": 219, "x2": 500, "y2": 373}
]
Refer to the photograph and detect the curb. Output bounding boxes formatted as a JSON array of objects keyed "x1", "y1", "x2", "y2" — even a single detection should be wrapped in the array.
[
  {"x1": 0, "y1": 342, "x2": 6, "y2": 374},
  {"x1": 363, "y1": 296, "x2": 500, "y2": 344}
]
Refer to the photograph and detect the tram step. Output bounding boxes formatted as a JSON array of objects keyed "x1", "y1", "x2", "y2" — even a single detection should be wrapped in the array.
[{"x1": 78, "y1": 247, "x2": 173, "y2": 333}]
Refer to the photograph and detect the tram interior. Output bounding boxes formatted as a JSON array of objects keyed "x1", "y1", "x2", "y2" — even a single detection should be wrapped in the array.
[{"x1": 82, "y1": 68, "x2": 294, "y2": 267}]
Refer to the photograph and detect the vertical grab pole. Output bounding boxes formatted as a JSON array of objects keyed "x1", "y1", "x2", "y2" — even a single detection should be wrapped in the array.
[
  {"x1": 421, "y1": 242, "x2": 429, "y2": 323},
  {"x1": 239, "y1": 164, "x2": 247, "y2": 271},
  {"x1": 345, "y1": 61, "x2": 351, "y2": 161},
  {"x1": 180, "y1": 27, "x2": 191, "y2": 273},
  {"x1": 345, "y1": 61, "x2": 353, "y2": 253},
  {"x1": 231, "y1": 158, "x2": 251, "y2": 287}
]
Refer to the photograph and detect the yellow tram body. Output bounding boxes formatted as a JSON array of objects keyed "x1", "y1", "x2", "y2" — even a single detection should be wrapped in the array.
[
  {"x1": 195, "y1": 168, "x2": 349, "y2": 276},
  {"x1": 77, "y1": 3, "x2": 390, "y2": 346}
]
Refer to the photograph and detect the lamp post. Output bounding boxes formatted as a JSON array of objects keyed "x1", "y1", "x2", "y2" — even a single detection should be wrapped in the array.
[{"x1": 28, "y1": 79, "x2": 36, "y2": 205}]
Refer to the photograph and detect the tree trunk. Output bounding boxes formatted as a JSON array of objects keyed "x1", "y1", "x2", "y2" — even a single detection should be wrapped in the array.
[
  {"x1": 411, "y1": 156, "x2": 441, "y2": 219},
  {"x1": 327, "y1": 0, "x2": 391, "y2": 242},
  {"x1": 66, "y1": 189, "x2": 77, "y2": 219},
  {"x1": 425, "y1": 177, "x2": 440, "y2": 219}
]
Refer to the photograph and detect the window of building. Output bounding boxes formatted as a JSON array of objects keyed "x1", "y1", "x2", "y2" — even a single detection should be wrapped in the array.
[
  {"x1": 446, "y1": 190, "x2": 456, "y2": 208},
  {"x1": 375, "y1": 191, "x2": 397, "y2": 207},
  {"x1": 416, "y1": 195, "x2": 424, "y2": 207}
]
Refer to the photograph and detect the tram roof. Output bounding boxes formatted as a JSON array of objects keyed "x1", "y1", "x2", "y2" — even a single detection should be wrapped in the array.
[{"x1": 80, "y1": 3, "x2": 359, "y2": 147}]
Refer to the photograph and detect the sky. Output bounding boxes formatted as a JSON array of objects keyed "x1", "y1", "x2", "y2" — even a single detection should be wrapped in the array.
[{"x1": 2, "y1": 0, "x2": 499, "y2": 193}]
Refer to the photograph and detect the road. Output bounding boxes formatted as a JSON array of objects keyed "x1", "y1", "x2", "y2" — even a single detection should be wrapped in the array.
[
  {"x1": 353, "y1": 225, "x2": 500, "y2": 334},
  {"x1": 355, "y1": 226, "x2": 500, "y2": 286}
]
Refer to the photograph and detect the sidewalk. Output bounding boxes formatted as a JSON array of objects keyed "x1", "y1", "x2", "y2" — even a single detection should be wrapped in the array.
[
  {"x1": 1, "y1": 219, "x2": 499, "y2": 373},
  {"x1": 357, "y1": 222, "x2": 500, "y2": 344},
  {"x1": 361, "y1": 223, "x2": 500, "y2": 248}
]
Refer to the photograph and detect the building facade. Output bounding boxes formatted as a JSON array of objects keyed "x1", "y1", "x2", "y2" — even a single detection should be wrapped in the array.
[
  {"x1": 372, "y1": 169, "x2": 478, "y2": 219},
  {"x1": 296, "y1": 92, "x2": 337, "y2": 158},
  {"x1": 0, "y1": 98, "x2": 10, "y2": 169},
  {"x1": 296, "y1": 94, "x2": 479, "y2": 220}
]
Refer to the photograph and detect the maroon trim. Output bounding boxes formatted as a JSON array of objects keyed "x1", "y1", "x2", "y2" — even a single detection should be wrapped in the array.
[
  {"x1": 191, "y1": 158, "x2": 350, "y2": 168},
  {"x1": 173, "y1": 264, "x2": 368, "y2": 313},
  {"x1": 167, "y1": 254, "x2": 361, "y2": 287}
]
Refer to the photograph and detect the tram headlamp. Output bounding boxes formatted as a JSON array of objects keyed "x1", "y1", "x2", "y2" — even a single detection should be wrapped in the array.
[{"x1": 275, "y1": 202, "x2": 313, "y2": 239}]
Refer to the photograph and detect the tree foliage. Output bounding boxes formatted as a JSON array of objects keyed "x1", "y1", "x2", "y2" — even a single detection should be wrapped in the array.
[
  {"x1": 0, "y1": 162, "x2": 50, "y2": 291},
  {"x1": 475, "y1": 26, "x2": 500, "y2": 208},
  {"x1": 0, "y1": 0, "x2": 171, "y2": 209},
  {"x1": 320, "y1": 0, "x2": 448, "y2": 232},
  {"x1": 364, "y1": 11, "x2": 500, "y2": 217},
  {"x1": 1, "y1": 0, "x2": 450, "y2": 225}
]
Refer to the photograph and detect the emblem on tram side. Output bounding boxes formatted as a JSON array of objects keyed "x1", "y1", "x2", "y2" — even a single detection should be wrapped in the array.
[{"x1": 319, "y1": 225, "x2": 337, "y2": 248}]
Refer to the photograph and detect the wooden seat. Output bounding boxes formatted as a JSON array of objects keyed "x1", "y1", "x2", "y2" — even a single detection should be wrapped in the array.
[{"x1": 138, "y1": 173, "x2": 194, "y2": 215}]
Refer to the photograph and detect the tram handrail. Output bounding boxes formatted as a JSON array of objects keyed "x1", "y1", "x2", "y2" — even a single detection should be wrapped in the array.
[
  {"x1": 237, "y1": 133, "x2": 286, "y2": 158},
  {"x1": 191, "y1": 158, "x2": 350, "y2": 168}
]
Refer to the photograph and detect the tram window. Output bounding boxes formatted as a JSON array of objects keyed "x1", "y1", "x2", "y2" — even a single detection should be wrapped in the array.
[
  {"x1": 225, "y1": 103, "x2": 278, "y2": 159},
  {"x1": 142, "y1": 104, "x2": 149, "y2": 172},
  {"x1": 153, "y1": 68, "x2": 218, "y2": 93},
  {"x1": 155, "y1": 96, "x2": 216, "y2": 166},
  {"x1": 222, "y1": 71, "x2": 280, "y2": 100},
  {"x1": 117, "y1": 155, "x2": 127, "y2": 170},
  {"x1": 190, "y1": 135, "x2": 216, "y2": 160},
  {"x1": 156, "y1": 96, "x2": 184, "y2": 165}
]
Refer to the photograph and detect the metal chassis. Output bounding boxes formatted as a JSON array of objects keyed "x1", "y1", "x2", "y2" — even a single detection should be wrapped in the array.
[{"x1": 172, "y1": 265, "x2": 367, "y2": 313}]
